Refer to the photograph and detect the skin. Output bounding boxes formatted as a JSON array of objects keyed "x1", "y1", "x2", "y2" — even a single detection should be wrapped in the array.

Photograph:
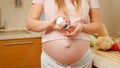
[
  {"x1": 26, "y1": 3, "x2": 102, "y2": 35},
  {"x1": 26, "y1": 0, "x2": 102, "y2": 65}
]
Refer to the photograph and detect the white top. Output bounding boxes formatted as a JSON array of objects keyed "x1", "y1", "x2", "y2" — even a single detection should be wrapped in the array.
[{"x1": 32, "y1": 0, "x2": 100, "y2": 43}]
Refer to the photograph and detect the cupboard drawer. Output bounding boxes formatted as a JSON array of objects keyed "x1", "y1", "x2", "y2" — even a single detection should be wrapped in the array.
[
  {"x1": 0, "y1": 38, "x2": 42, "y2": 68},
  {"x1": 0, "y1": 38, "x2": 41, "y2": 56},
  {"x1": 0, "y1": 55, "x2": 40, "y2": 68}
]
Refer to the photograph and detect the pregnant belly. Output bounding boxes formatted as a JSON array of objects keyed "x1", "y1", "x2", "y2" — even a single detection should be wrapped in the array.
[{"x1": 42, "y1": 39, "x2": 90, "y2": 65}]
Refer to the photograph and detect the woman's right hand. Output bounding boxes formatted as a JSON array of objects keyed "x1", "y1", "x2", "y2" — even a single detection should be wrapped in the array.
[
  {"x1": 46, "y1": 14, "x2": 70, "y2": 34},
  {"x1": 45, "y1": 16, "x2": 59, "y2": 34},
  {"x1": 45, "y1": 15, "x2": 66, "y2": 34}
]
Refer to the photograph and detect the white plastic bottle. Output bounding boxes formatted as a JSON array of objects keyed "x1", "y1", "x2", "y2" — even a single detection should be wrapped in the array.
[{"x1": 56, "y1": 17, "x2": 69, "y2": 29}]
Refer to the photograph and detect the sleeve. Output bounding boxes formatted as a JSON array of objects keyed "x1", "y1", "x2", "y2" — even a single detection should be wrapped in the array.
[
  {"x1": 89, "y1": 0, "x2": 100, "y2": 8},
  {"x1": 32, "y1": 0, "x2": 44, "y2": 5}
]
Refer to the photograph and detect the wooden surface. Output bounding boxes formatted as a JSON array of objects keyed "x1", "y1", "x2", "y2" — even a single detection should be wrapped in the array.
[
  {"x1": 0, "y1": 38, "x2": 42, "y2": 68},
  {"x1": 92, "y1": 48, "x2": 120, "y2": 68},
  {"x1": 94, "y1": 49, "x2": 120, "y2": 63}
]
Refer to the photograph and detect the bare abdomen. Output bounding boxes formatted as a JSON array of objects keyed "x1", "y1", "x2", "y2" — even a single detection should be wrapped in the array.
[{"x1": 42, "y1": 39, "x2": 90, "y2": 65}]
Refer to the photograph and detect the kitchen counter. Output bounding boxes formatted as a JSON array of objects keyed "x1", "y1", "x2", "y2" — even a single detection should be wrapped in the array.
[
  {"x1": 91, "y1": 48, "x2": 120, "y2": 68},
  {"x1": 0, "y1": 29, "x2": 42, "y2": 40}
]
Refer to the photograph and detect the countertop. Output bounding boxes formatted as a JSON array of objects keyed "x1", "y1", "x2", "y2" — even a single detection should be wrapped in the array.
[
  {"x1": 0, "y1": 29, "x2": 42, "y2": 40},
  {"x1": 91, "y1": 48, "x2": 120, "y2": 68}
]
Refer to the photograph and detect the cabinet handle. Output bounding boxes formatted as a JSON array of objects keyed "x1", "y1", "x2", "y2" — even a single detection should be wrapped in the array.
[{"x1": 4, "y1": 41, "x2": 34, "y2": 46}]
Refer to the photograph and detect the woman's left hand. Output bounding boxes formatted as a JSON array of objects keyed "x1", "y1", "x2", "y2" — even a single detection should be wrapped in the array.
[{"x1": 63, "y1": 23, "x2": 83, "y2": 37}]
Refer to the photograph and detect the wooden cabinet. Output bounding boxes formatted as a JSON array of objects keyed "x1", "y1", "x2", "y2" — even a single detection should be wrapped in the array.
[{"x1": 0, "y1": 37, "x2": 42, "y2": 68}]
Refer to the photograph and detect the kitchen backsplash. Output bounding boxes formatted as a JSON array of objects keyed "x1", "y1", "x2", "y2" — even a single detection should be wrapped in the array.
[{"x1": 0, "y1": 0, "x2": 33, "y2": 29}]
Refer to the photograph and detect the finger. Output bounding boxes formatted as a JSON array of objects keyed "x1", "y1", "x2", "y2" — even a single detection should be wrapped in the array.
[
  {"x1": 54, "y1": 25, "x2": 61, "y2": 30},
  {"x1": 64, "y1": 32, "x2": 76, "y2": 37},
  {"x1": 73, "y1": 26, "x2": 81, "y2": 34},
  {"x1": 64, "y1": 25, "x2": 81, "y2": 37},
  {"x1": 51, "y1": 16, "x2": 60, "y2": 24}
]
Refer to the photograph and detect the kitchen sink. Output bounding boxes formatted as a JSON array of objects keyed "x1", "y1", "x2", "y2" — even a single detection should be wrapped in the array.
[{"x1": 0, "y1": 30, "x2": 31, "y2": 36}]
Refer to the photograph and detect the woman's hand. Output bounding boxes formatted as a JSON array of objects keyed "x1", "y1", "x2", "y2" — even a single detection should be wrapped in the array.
[
  {"x1": 46, "y1": 14, "x2": 69, "y2": 34},
  {"x1": 62, "y1": 16, "x2": 87, "y2": 37},
  {"x1": 63, "y1": 23, "x2": 83, "y2": 37}
]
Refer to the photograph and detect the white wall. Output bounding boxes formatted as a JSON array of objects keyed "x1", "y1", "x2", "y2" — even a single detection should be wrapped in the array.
[
  {"x1": 0, "y1": 0, "x2": 32, "y2": 29},
  {"x1": 99, "y1": 0, "x2": 120, "y2": 37}
]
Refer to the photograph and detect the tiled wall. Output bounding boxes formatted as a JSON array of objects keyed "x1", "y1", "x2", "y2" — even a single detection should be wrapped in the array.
[{"x1": 0, "y1": 0, "x2": 32, "y2": 29}]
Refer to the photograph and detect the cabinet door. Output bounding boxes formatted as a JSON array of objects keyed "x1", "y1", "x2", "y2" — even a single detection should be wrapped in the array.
[{"x1": 0, "y1": 38, "x2": 42, "y2": 68}]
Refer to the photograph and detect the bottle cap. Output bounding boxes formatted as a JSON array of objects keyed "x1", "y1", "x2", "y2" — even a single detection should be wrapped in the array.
[{"x1": 56, "y1": 17, "x2": 65, "y2": 26}]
